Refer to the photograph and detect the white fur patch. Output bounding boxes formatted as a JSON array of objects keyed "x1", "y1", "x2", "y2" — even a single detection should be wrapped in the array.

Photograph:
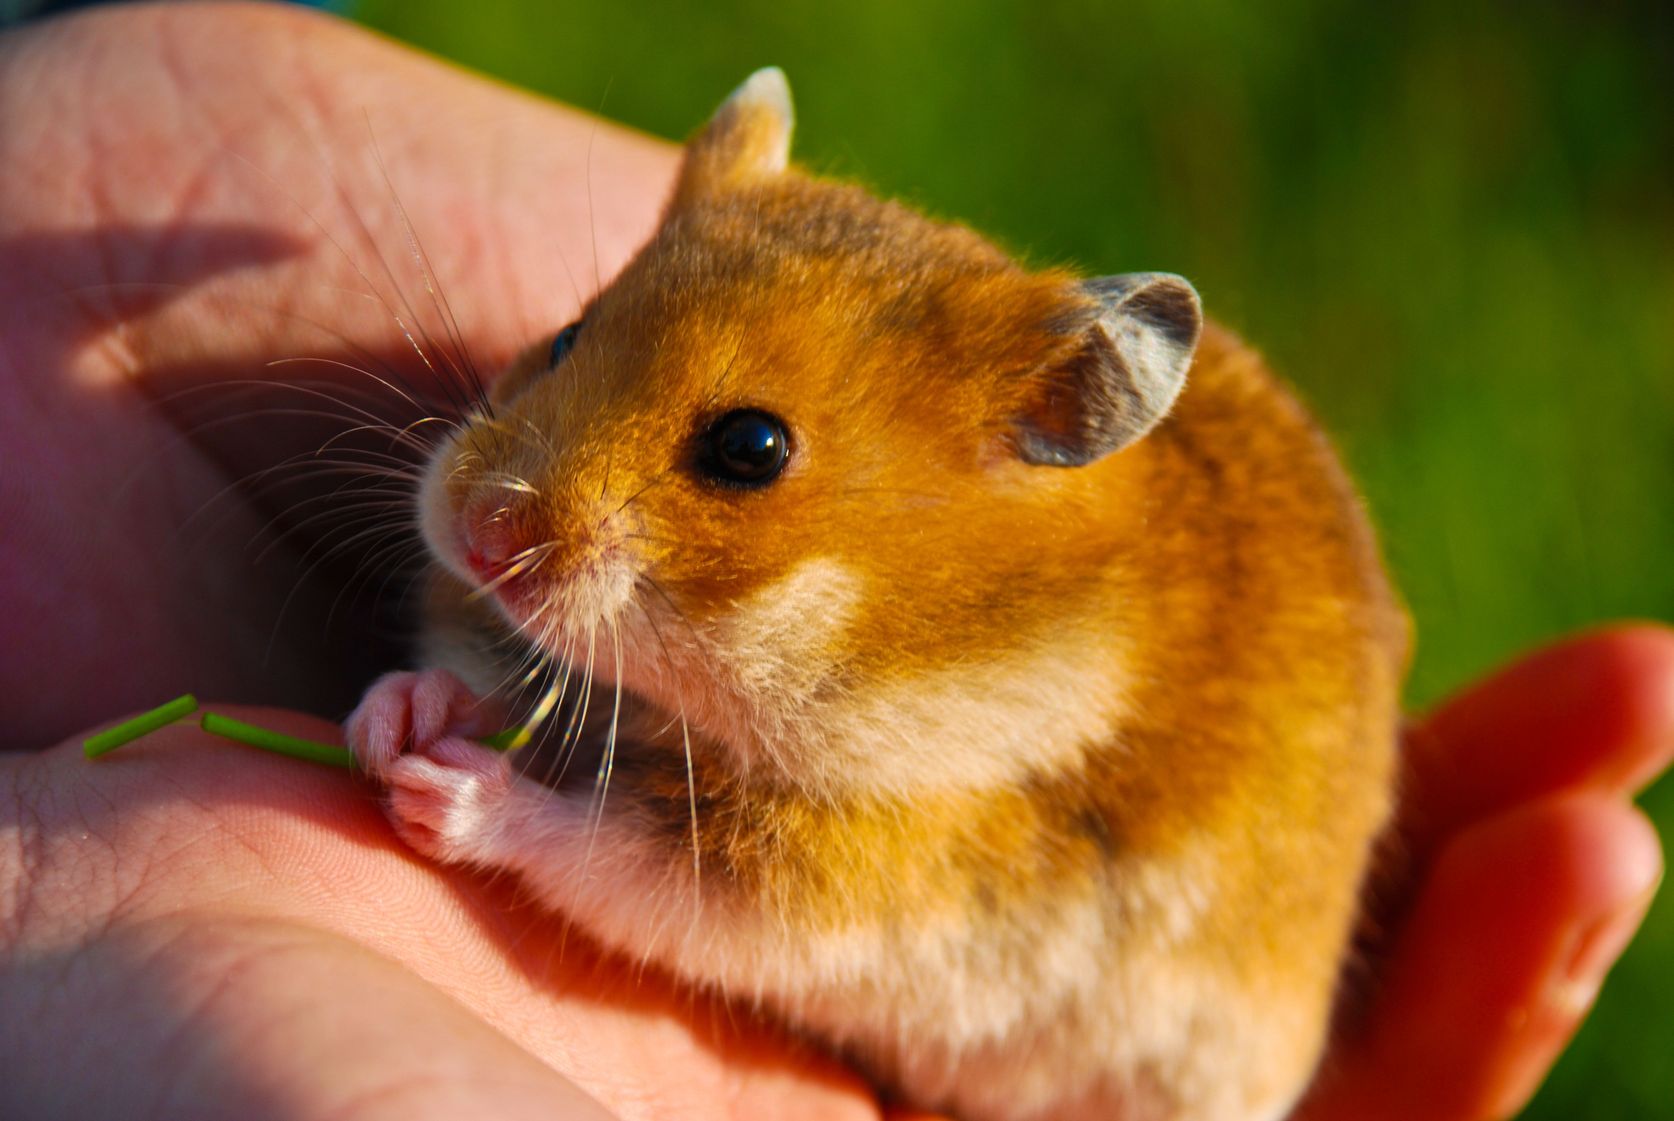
[
  {"x1": 710, "y1": 555, "x2": 864, "y2": 702},
  {"x1": 612, "y1": 556, "x2": 1129, "y2": 798},
  {"x1": 812, "y1": 633, "x2": 1129, "y2": 795}
]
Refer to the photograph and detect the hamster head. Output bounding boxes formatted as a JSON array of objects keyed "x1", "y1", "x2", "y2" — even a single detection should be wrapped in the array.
[{"x1": 420, "y1": 69, "x2": 1203, "y2": 796}]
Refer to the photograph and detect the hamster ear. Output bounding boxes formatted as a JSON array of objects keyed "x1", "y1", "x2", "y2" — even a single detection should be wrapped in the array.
[
  {"x1": 674, "y1": 67, "x2": 795, "y2": 205},
  {"x1": 1013, "y1": 273, "x2": 1202, "y2": 466}
]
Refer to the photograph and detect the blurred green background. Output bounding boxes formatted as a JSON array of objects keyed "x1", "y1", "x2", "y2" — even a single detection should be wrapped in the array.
[{"x1": 355, "y1": 0, "x2": 1673, "y2": 1114}]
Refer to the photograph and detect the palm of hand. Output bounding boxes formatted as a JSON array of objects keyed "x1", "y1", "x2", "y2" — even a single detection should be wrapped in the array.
[{"x1": 0, "y1": 8, "x2": 1666, "y2": 1120}]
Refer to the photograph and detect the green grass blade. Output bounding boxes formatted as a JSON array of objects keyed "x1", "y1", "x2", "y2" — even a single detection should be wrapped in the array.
[
  {"x1": 199, "y1": 713, "x2": 356, "y2": 769},
  {"x1": 83, "y1": 695, "x2": 199, "y2": 758}
]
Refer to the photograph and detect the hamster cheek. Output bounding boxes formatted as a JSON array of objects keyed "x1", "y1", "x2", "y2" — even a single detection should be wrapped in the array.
[{"x1": 706, "y1": 556, "x2": 863, "y2": 704}]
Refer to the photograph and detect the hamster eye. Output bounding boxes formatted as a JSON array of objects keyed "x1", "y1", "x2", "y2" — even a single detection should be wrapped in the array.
[
  {"x1": 548, "y1": 321, "x2": 581, "y2": 367},
  {"x1": 701, "y1": 409, "x2": 790, "y2": 487}
]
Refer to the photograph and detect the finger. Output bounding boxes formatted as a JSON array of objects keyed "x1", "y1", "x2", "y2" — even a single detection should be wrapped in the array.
[
  {"x1": 1404, "y1": 624, "x2": 1674, "y2": 848},
  {"x1": 1300, "y1": 794, "x2": 1662, "y2": 1121}
]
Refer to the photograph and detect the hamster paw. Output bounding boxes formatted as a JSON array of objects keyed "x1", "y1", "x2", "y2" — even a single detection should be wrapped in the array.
[
  {"x1": 345, "y1": 668, "x2": 493, "y2": 778},
  {"x1": 384, "y1": 739, "x2": 513, "y2": 862}
]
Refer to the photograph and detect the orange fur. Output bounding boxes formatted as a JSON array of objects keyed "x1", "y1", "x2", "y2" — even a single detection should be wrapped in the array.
[{"x1": 402, "y1": 69, "x2": 1408, "y2": 1121}]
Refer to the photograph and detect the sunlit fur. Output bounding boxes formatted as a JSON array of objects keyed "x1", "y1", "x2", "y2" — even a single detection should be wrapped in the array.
[{"x1": 400, "y1": 70, "x2": 1408, "y2": 1121}]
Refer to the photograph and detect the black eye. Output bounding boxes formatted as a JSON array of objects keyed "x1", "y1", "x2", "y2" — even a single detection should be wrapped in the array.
[
  {"x1": 548, "y1": 321, "x2": 581, "y2": 367},
  {"x1": 701, "y1": 409, "x2": 790, "y2": 487}
]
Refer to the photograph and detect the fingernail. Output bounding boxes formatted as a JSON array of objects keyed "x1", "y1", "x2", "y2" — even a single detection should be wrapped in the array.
[{"x1": 1549, "y1": 872, "x2": 1662, "y2": 1017}]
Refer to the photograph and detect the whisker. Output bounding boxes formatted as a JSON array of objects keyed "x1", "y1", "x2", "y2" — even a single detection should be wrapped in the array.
[
  {"x1": 632, "y1": 596, "x2": 704, "y2": 922},
  {"x1": 164, "y1": 378, "x2": 446, "y2": 456},
  {"x1": 611, "y1": 470, "x2": 670, "y2": 517},
  {"x1": 483, "y1": 473, "x2": 541, "y2": 496},
  {"x1": 45, "y1": 279, "x2": 448, "y2": 415},
  {"x1": 555, "y1": 630, "x2": 597, "y2": 791},
  {"x1": 265, "y1": 355, "x2": 423, "y2": 412},
  {"x1": 577, "y1": 623, "x2": 624, "y2": 903},
  {"x1": 681, "y1": 712, "x2": 701, "y2": 914},
  {"x1": 468, "y1": 413, "x2": 561, "y2": 464},
  {"x1": 464, "y1": 541, "x2": 559, "y2": 601},
  {"x1": 364, "y1": 121, "x2": 492, "y2": 411},
  {"x1": 228, "y1": 145, "x2": 476, "y2": 418}
]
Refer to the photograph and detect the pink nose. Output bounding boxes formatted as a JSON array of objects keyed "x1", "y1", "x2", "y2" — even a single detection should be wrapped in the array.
[{"x1": 461, "y1": 507, "x2": 523, "y2": 580}]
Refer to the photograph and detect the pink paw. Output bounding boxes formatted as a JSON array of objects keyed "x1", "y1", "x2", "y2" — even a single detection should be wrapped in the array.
[
  {"x1": 345, "y1": 668, "x2": 496, "y2": 778},
  {"x1": 384, "y1": 739, "x2": 513, "y2": 861},
  {"x1": 346, "y1": 670, "x2": 516, "y2": 861}
]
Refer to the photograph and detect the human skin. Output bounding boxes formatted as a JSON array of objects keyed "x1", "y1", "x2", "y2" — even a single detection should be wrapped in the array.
[{"x1": 0, "y1": 5, "x2": 1668, "y2": 1119}]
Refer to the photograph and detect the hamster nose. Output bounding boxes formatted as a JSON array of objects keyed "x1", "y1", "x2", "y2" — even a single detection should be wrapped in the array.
[{"x1": 461, "y1": 504, "x2": 526, "y2": 580}]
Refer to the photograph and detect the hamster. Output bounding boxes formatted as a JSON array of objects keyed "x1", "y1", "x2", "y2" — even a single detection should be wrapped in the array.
[{"x1": 346, "y1": 68, "x2": 1408, "y2": 1121}]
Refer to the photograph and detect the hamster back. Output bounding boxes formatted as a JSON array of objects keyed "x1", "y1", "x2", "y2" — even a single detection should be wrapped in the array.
[{"x1": 348, "y1": 68, "x2": 1408, "y2": 1121}]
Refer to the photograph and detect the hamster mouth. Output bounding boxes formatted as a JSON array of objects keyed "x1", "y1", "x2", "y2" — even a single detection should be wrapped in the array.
[{"x1": 472, "y1": 541, "x2": 641, "y2": 650}]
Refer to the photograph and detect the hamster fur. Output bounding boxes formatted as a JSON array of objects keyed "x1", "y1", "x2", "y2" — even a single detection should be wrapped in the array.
[{"x1": 346, "y1": 69, "x2": 1408, "y2": 1121}]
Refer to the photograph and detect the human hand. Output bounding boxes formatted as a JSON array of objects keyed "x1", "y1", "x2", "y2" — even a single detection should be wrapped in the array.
[
  {"x1": 1, "y1": 6, "x2": 1666, "y2": 1120},
  {"x1": 1295, "y1": 626, "x2": 1671, "y2": 1120}
]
